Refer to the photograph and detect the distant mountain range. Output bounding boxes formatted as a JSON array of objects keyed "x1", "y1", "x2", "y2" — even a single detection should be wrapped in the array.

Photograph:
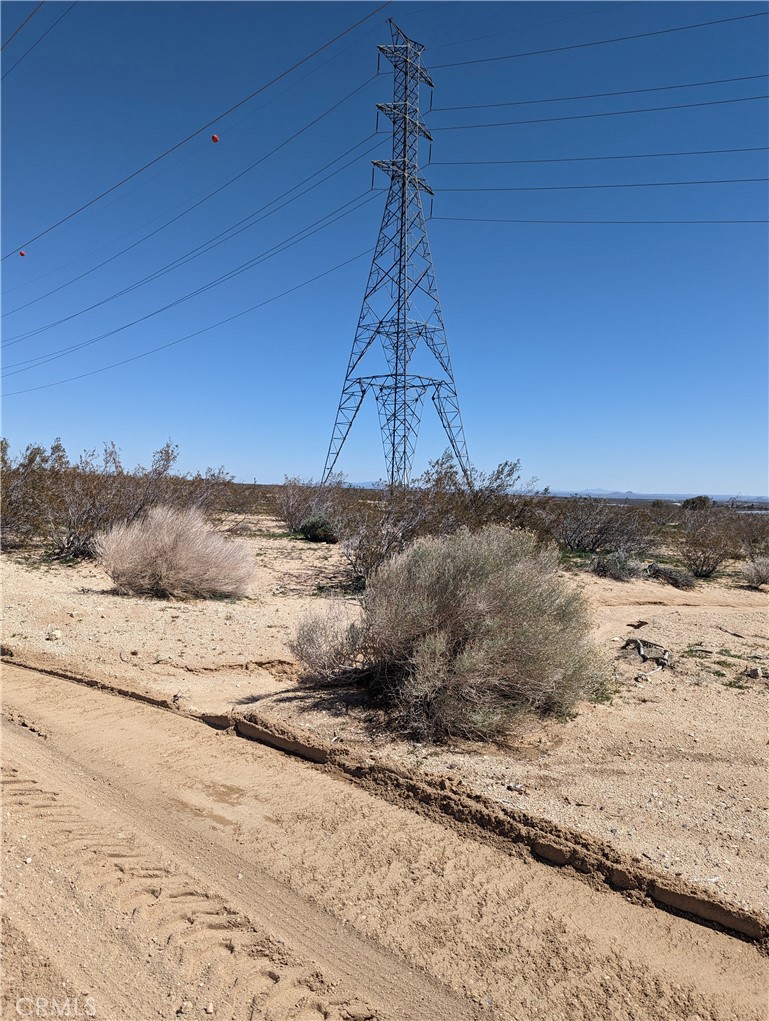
[
  {"x1": 346, "y1": 483, "x2": 768, "y2": 502},
  {"x1": 553, "y1": 489, "x2": 769, "y2": 503}
]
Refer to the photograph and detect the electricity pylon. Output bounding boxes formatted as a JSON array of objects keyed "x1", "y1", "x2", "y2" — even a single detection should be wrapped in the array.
[{"x1": 322, "y1": 20, "x2": 470, "y2": 487}]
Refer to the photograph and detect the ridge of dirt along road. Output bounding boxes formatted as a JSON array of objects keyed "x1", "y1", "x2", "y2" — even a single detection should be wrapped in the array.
[{"x1": 2, "y1": 664, "x2": 767, "y2": 1021}]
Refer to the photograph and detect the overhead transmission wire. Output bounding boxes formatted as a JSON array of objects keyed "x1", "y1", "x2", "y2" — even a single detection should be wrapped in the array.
[
  {"x1": 3, "y1": 71, "x2": 384, "y2": 321},
  {"x1": 436, "y1": 178, "x2": 768, "y2": 192},
  {"x1": 4, "y1": 134, "x2": 386, "y2": 345},
  {"x1": 431, "y1": 2, "x2": 637, "y2": 50},
  {"x1": 1, "y1": 2, "x2": 76, "y2": 80},
  {"x1": 2, "y1": 68, "x2": 382, "y2": 298},
  {"x1": 431, "y1": 215, "x2": 768, "y2": 224},
  {"x1": 1, "y1": 0, "x2": 45, "y2": 49},
  {"x1": 3, "y1": 247, "x2": 373, "y2": 398},
  {"x1": 430, "y1": 146, "x2": 769, "y2": 166},
  {"x1": 429, "y1": 10, "x2": 769, "y2": 69},
  {"x1": 3, "y1": 191, "x2": 380, "y2": 376},
  {"x1": 430, "y1": 73, "x2": 768, "y2": 112},
  {"x1": 1, "y1": 0, "x2": 391, "y2": 261},
  {"x1": 431, "y1": 94, "x2": 768, "y2": 131}
]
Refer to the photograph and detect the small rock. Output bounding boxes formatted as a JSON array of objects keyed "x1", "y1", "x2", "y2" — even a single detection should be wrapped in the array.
[
  {"x1": 46, "y1": 629, "x2": 62, "y2": 641},
  {"x1": 23, "y1": 857, "x2": 32, "y2": 864},
  {"x1": 175, "y1": 1002, "x2": 192, "y2": 1017},
  {"x1": 205, "y1": 1005, "x2": 214, "y2": 1016}
]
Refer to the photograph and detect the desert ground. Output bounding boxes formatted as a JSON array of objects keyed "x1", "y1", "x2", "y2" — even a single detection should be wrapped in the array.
[{"x1": 2, "y1": 516, "x2": 768, "y2": 1019}]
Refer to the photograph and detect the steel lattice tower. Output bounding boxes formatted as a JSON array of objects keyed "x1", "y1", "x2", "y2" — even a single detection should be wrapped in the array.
[{"x1": 322, "y1": 21, "x2": 470, "y2": 487}]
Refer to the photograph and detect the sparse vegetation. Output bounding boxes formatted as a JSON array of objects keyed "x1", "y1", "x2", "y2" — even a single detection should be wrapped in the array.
[
  {"x1": 95, "y1": 506, "x2": 255, "y2": 599},
  {"x1": 291, "y1": 525, "x2": 603, "y2": 741},
  {"x1": 1, "y1": 438, "x2": 261, "y2": 559}
]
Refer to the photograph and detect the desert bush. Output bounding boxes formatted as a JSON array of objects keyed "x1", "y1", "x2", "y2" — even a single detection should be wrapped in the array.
[
  {"x1": 741, "y1": 556, "x2": 769, "y2": 589},
  {"x1": 1, "y1": 438, "x2": 251, "y2": 559},
  {"x1": 326, "y1": 483, "x2": 429, "y2": 583},
  {"x1": 644, "y1": 563, "x2": 696, "y2": 590},
  {"x1": 291, "y1": 526, "x2": 603, "y2": 741},
  {"x1": 1, "y1": 437, "x2": 69, "y2": 547},
  {"x1": 728, "y1": 509, "x2": 769, "y2": 560},
  {"x1": 290, "y1": 601, "x2": 363, "y2": 680},
  {"x1": 298, "y1": 514, "x2": 338, "y2": 544},
  {"x1": 681, "y1": 495, "x2": 713, "y2": 511},
  {"x1": 325, "y1": 453, "x2": 545, "y2": 583},
  {"x1": 95, "y1": 505, "x2": 254, "y2": 599},
  {"x1": 546, "y1": 497, "x2": 657, "y2": 557},
  {"x1": 275, "y1": 473, "x2": 345, "y2": 533},
  {"x1": 590, "y1": 551, "x2": 640, "y2": 582},
  {"x1": 677, "y1": 505, "x2": 740, "y2": 578}
]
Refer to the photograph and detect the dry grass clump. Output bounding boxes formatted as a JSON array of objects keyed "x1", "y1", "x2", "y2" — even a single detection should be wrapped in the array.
[
  {"x1": 741, "y1": 556, "x2": 769, "y2": 589},
  {"x1": 292, "y1": 526, "x2": 603, "y2": 742},
  {"x1": 95, "y1": 506, "x2": 254, "y2": 599}
]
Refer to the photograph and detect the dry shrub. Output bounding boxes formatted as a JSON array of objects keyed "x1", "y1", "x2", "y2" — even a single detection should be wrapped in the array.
[
  {"x1": 292, "y1": 526, "x2": 603, "y2": 741},
  {"x1": 275, "y1": 474, "x2": 345, "y2": 533},
  {"x1": 741, "y1": 556, "x2": 769, "y2": 589},
  {"x1": 590, "y1": 552, "x2": 640, "y2": 582},
  {"x1": 95, "y1": 506, "x2": 254, "y2": 599},
  {"x1": 325, "y1": 454, "x2": 544, "y2": 584},
  {"x1": 290, "y1": 601, "x2": 363, "y2": 680},
  {"x1": 1, "y1": 438, "x2": 254, "y2": 559},
  {"x1": 644, "y1": 563, "x2": 696, "y2": 590},
  {"x1": 677, "y1": 506, "x2": 740, "y2": 578},
  {"x1": 545, "y1": 497, "x2": 657, "y2": 557},
  {"x1": 729, "y1": 511, "x2": 769, "y2": 560}
]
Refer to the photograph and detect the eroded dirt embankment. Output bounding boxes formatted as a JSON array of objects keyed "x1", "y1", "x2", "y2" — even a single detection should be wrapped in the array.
[{"x1": 2, "y1": 663, "x2": 767, "y2": 1021}]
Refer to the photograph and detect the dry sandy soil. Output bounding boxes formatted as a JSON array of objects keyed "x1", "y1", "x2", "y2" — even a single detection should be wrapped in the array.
[{"x1": 2, "y1": 518, "x2": 768, "y2": 1018}]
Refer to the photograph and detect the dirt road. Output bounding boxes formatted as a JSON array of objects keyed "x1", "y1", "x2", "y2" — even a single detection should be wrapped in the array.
[{"x1": 2, "y1": 665, "x2": 766, "y2": 1021}]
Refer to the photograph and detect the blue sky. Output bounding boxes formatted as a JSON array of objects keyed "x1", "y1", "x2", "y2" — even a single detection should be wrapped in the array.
[{"x1": 2, "y1": 0, "x2": 767, "y2": 494}]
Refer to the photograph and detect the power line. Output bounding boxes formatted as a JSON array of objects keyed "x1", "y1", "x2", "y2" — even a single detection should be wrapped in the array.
[
  {"x1": 431, "y1": 215, "x2": 768, "y2": 224},
  {"x1": 429, "y1": 10, "x2": 769, "y2": 69},
  {"x1": 432, "y1": 2, "x2": 635, "y2": 51},
  {"x1": 437, "y1": 178, "x2": 768, "y2": 192},
  {"x1": 429, "y1": 146, "x2": 769, "y2": 166},
  {"x1": 431, "y1": 95, "x2": 768, "y2": 131},
  {"x1": 1, "y1": 0, "x2": 391, "y2": 261},
  {"x1": 3, "y1": 248, "x2": 373, "y2": 397},
  {"x1": 3, "y1": 72, "x2": 383, "y2": 321},
  {"x1": 3, "y1": 192, "x2": 378, "y2": 375},
  {"x1": 1, "y1": 1, "x2": 76, "y2": 80},
  {"x1": 4, "y1": 137, "x2": 384, "y2": 344},
  {"x1": 430, "y1": 74, "x2": 768, "y2": 112},
  {"x1": 1, "y1": 0, "x2": 45, "y2": 50}
]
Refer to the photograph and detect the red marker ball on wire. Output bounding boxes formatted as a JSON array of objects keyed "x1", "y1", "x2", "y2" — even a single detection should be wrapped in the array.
[
  {"x1": 211, "y1": 134, "x2": 219, "y2": 143},
  {"x1": 19, "y1": 250, "x2": 26, "y2": 257}
]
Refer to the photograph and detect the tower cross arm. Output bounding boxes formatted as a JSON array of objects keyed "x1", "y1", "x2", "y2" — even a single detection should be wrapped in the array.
[
  {"x1": 375, "y1": 103, "x2": 432, "y2": 140},
  {"x1": 372, "y1": 159, "x2": 434, "y2": 195},
  {"x1": 377, "y1": 44, "x2": 434, "y2": 87}
]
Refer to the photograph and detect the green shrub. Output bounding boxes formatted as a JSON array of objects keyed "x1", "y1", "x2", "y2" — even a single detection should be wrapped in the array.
[
  {"x1": 95, "y1": 506, "x2": 254, "y2": 599},
  {"x1": 298, "y1": 514, "x2": 338, "y2": 544},
  {"x1": 291, "y1": 525, "x2": 603, "y2": 742}
]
